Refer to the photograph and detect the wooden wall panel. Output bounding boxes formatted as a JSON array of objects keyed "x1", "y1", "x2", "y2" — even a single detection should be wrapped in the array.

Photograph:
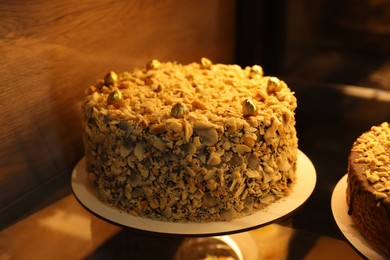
[{"x1": 0, "y1": 0, "x2": 236, "y2": 229}]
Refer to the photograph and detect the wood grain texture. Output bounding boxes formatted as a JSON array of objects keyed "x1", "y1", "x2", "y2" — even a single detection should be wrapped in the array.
[{"x1": 0, "y1": 0, "x2": 236, "y2": 228}]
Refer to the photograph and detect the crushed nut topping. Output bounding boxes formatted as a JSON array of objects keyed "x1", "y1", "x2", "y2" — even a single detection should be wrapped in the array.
[
  {"x1": 352, "y1": 122, "x2": 390, "y2": 200},
  {"x1": 82, "y1": 59, "x2": 298, "y2": 223}
]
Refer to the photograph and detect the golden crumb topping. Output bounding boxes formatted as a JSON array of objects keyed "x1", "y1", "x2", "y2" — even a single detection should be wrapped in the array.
[
  {"x1": 353, "y1": 122, "x2": 390, "y2": 200},
  {"x1": 84, "y1": 59, "x2": 297, "y2": 129}
]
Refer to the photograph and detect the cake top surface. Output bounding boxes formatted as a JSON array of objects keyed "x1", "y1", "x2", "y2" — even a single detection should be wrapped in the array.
[
  {"x1": 84, "y1": 58, "x2": 297, "y2": 130},
  {"x1": 352, "y1": 122, "x2": 390, "y2": 201}
]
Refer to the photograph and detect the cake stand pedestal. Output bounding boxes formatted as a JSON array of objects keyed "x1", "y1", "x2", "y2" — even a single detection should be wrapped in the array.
[{"x1": 71, "y1": 150, "x2": 316, "y2": 259}]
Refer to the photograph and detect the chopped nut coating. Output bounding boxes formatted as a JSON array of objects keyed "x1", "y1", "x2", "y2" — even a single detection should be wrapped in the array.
[
  {"x1": 83, "y1": 60, "x2": 298, "y2": 223},
  {"x1": 352, "y1": 122, "x2": 390, "y2": 200}
]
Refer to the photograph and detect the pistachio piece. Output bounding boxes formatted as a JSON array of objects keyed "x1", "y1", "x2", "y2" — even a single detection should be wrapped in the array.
[
  {"x1": 134, "y1": 142, "x2": 145, "y2": 161},
  {"x1": 249, "y1": 65, "x2": 263, "y2": 79},
  {"x1": 146, "y1": 59, "x2": 161, "y2": 70},
  {"x1": 124, "y1": 184, "x2": 132, "y2": 199},
  {"x1": 368, "y1": 174, "x2": 380, "y2": 183},
  {"x1": 242, "y1": 99, "x2": 258, "y2": 117},
  {"x1": 104, "y1": 71, "x2": 118, "y2": 86},
  {"x1": 374, "y1": 191, "x2": 388, "y2": 200},
  {"x1": 183, "y1": 120, "x2": 193, "y2": 143},
  {"x1": 167, "y1": 120, "x2": 182, "y2": 133},
  {"x1": 150, "y1": 123, "x2": 167, "y2": 134},
  {"x1": 192, "y1": 100, "x2": 208, "y2": 110},
  {"x1": 200, "y1": 57, "x2": 212, "y2": 69},
  {"x1": 120, "y1": 145, "x2": 132, "y2": 157},
  {"x1": 267, "y1": 77, "x2": 282, "y2": 93},
  {"x1": 193, "y1": 122, "x2": 218, "y2": 146},
  {"x1": 235, "y1": 144, "x2": 251, "y2": 154},
  {"x1": 221, "y1": 208, "x2": 237, "y2": 221},
  {"x1": 107, "y1": 90, "x2": 123, "y2": 107},
  {"x1": 171, "y1": 102, "x2": 188, "y2": 118}
]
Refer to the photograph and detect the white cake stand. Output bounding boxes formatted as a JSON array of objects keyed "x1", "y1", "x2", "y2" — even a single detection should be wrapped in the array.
[
  {"x1": 332, "y1": 175, "x2": 388, "y2": 260},
  {"x1": 72, "y1": 150, "x2": 316, "y2": 259}
]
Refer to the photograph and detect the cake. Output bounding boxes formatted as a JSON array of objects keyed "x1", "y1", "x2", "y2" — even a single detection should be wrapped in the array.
[
  {"x1": 82, "y1": 58, "x2": 298, "y2": 222},
  {"x1": 347, "y1": 122, "x2": 390, "y2": 257}
]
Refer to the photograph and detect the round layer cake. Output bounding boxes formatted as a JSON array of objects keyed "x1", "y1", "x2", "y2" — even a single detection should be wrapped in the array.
[
  {"x1": 347, "y1": 122, "x2": 390, "y2": 257},
  {"x1": 82, "y1": 58, "x2": 298, "y2": 222}
]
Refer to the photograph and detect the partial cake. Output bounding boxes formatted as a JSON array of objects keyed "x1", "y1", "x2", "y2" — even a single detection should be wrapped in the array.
[
  {"x1": 347, "y1": 122, "x2": 390, "y2": 257},
  {"x1": 82, "y1": 58, "x2": 298, "y2": 222}
]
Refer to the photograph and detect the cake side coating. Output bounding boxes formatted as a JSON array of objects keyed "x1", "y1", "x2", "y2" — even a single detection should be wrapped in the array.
[
  {"x1": 82, "y1": 59, "x2": 298, "y2": 222},
  {"x1": 347, "y1": 122, "x2": 390, "y2": 257}
]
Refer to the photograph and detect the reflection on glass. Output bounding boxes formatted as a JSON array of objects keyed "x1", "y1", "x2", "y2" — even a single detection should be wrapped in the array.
[{"x1": 175, "y1": 235, "x2": 243, "y2": 260}]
